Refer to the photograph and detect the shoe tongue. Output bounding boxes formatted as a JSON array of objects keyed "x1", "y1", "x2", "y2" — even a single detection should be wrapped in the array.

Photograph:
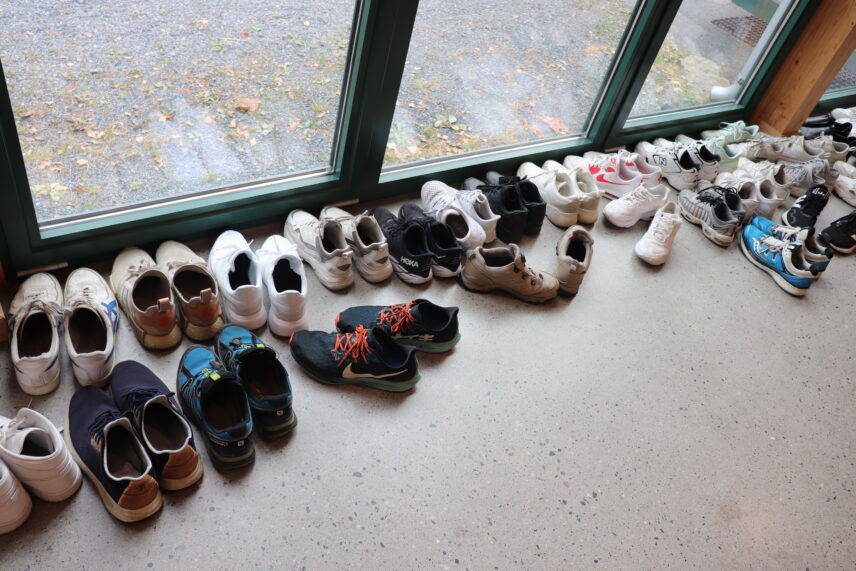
[
  {"x1": 4, "y1": 427, "x2": 53, "y2": 456},
  {"x1": 365, "y1": 327, "x2": 387, "y2": 354},
  {"x1": 408, "y1": 303, "x2": 423, "y2": 322}
]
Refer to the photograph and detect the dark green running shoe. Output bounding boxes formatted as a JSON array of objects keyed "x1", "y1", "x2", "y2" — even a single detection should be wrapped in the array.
[
  {"x1": 176, "y1": 345, "x2": 255, "y2": 470},
  {"x1": 214, "y1": 325, "x2": 297, "y2": 440}
]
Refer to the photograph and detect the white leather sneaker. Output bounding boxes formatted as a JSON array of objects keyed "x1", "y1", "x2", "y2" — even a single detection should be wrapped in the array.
[
  {"x1": 0, "y1": 408, "x2": 82, "y2": 502},
  {"x1": 804, "y1": 134, "x2": 852, "y2": 163},
  {"x1": 284, "y1": 209, "x2": 354, "y2": 291},
  {"x1": 668, "y1": 135, "x2": 721, "y2": 182},
  {"x1": 542, "y1": 160, "x2": 601, "y2": 224},
  {"x1": 565, "y1": 153, "x2": 647, "y2": 200},
  {"x1": 320, "y1": 207, "x2": 392, "y2": 283},
  {"x1": 736, "y1": 158, "x2": 793, "y2": 197},
  {"x1": 0, "y1": 460, "x2": 31, "y2": 535},
  {"x1": 716, "y1": 171, "x2": 787, "y2": 219},
  {"x1": 208, "y1": 230, "x2": 266, "y2": 329},
  {"x1": 461, "y1": 243, "x2": 559, "y2": 303},
  {"x1": 554, "y1": 226, "x2": 594, "y2": 295},
  {"x1": 602, "y1": 183, "x2": 670, "y2": 228},
  {"x1": 9, "y1": 273, "x2": 64, "y2": 395},
  {"x1": 63, "y1": 268, "x2": 118, "y2": 386},
  {"x1": 517, "y1": 162, "x2": 583, "y2": 227},
  {"x1": 256, "y1": 235, "x2": 308, "y2": 336},
  {"x1": 634, "y1": 141, "x2": 701, "y2": 190},
  {"x1": 635, "y1": 201, "x2": 682, "y2": 266},
  {"x1": 456, "y1": 189, "x2": 500, "y2": 243},
  {"x1": 421, "y1": 181, "x2": 487, "y2": 250}
]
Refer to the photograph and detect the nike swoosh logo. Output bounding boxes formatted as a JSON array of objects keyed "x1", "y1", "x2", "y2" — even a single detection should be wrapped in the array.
[
  {"x1": 341, "y1": 363, "x2": 403, "y2": 379},
  {"x1": 595, "y1": 174, "x2": 625, "y2": 186}
]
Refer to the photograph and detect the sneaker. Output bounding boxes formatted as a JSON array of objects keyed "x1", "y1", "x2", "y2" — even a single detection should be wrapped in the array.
[
  {"x1": 696, "y1": 182, "x2": 748, "y2": 225},
  {"x1": 110, "y1": 361, "x2": 202, "y2": 491},
  {"x1": 804, "y1": 135, "x2": 852, "y2": 163},
  {"x1": 398, "y1": 203, "x2": 463, "y2": 277},
  {"x1": 581, "y1": 151, "x2": 663, "y2": 187},
  {"x1": 214, "y1": 325, "x2": 297, "y2": 440},
  {"x1": 781, "y1": 159, "x2": 831, "y2": 196},
  {"x1": 542, "y1": 160, "x2": 601, "y2": 224},
  {"x1": 678, "y1": 187, "x2": 740, "y2": 246},
  {"x1": 462, "y1": 177, "x2": 528, "y2": 243},
  {"x1": 782, "y1": 185, "x2": 829, "y2": 228},
  {"x1": 284, "y1": 210, "x2": 354, "y2": 291},
  {"x1": 176, "y1": 345, "x2": 255, "y2": 470},
  {"x1": 0, "y1": 408, "x2": 82, "y2": 502},
  {"x1": 800, "y1": 121, "x2": 853, "y2": 143},
  {"x1": 700, "y1": 120, "x2": 759, "y2": 143},
  {"x1": 819, "y1": 211, "x2": 856, "y2": 254},
  {"x1": 602, "y1": 182, "x2": 669, "y2": 228},
  {"x1": 634, "y1": 141, "x2": 700, "y2": 190},
  {"x1": 554, "y1": 226, "x2": 593, "y2": 295},
  {"x1": 155, "y1": 240, "x2": 224, "y2": 341},
  {"x1": 66, "y1": 386, "x2": 162, "y2": 522},
  {"x1": 372, "y1": 206, "x2": 433, "y2": 284},
  {"x1": 455, "y1": 188, "x2": 500, "y2": 243},
  {"x1": 485, "y1": 172, "x2": 546, "y2": 234},
  {"x1": 9, "y1": 273, "x2": 63, "y2": 395},
  {"x1": 831, "y1": 107, "x2": 856, "y2": 123},
  {"x1": 736, "y1": 157, "x2": 794, "y2": 197},
  {"x1": 516, "y1": 162, "x2": 583, "y2": 227},
  {"x1": 289, "y1": 325, "x2": 420, "y2": 392},
  {"x1": 256, "y1": 235, "x2": 308, "y2": 337},
  {"x1": 635, "y1": 201, "x2": 682, "y2": 266},
  {"x1": 63, "y1": 269, "x2": 119, "y2": 386},
  {"x1": 420, "y1": 181, "x2": 486, "y2": 250},
  {"x1": 749, "y1": 216, "x2": 833, "y2": 272},
  {"x1": 716, "y1": 172, "x2": 786, "y2": 219},
  {"x1": 335, "y1": 299, "x2": 460, "y2": 353},
  {"x1": 564, "y1": 153, "x2": 645, "y2": 200},
  {"x1": 319, "y1": 207, "x2": 392, "y2": 283},
  {"x1": 110, "y1": 247, "x2": 182, "y2": 350},
  {"x1": 767, "y1": 135, "x2": 831, "y2": 163},
  {"x1": 835, "y1": 160, "x2": 856, "y2": 179},
  {"x1": 673, "y1": 135, "x2": 721, "y2": 181},
  {"x1": 0, "y1": 460, "x2": 31, "y2": 535},
  {"x1": 739, "y1": 225, "x2": 820, "y2": 296},
  {"x1": 833, "y1": 172, "x2": 856, "y2": 207},
  {"x1": 208, "y1": 230, "x2": 266, "y2": 329},
  {"x1": 460, "y1": 243, "x2": 559, "y2": 303}
]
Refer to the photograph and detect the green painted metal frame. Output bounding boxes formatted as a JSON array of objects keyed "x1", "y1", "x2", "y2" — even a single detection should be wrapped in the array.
[{"x1": 0, "y1": 0, "x2": 822, "y2": 275}]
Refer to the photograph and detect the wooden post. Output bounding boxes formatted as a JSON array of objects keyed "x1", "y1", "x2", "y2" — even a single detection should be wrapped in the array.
[{"x1": 751, "y1": 0, "x2": 856, "y2": 136}]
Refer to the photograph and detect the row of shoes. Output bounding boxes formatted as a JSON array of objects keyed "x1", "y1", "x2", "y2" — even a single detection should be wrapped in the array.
[{"x1": 801, "y1": 106, "x2": 856, "y2": 147}]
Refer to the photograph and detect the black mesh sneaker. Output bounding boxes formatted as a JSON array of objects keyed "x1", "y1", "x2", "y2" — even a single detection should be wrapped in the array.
[
  {"x1": 289, "y1": 325, "x2": 420, "y2": 392},
  {"x1": 819, "y1": 210, "x2": 856, "y2": 254},
  {"x1": 782, "y1": 185, "x2": 829, "y2": 228},
  {"x1": 463, "y1": 177, "x2": 527, "y2": 243},
  {"x1": 371, "y1": 206, "x2": 433, "y2": 284},
  {"x1": 485, "y1": 171, "x2": 546, "y2": 235},
  {"x1": 398, "y1": 203, "x2": 463, "y2": 277},
  {"x1": 335, "y1": 299, "x2": 460, "y2": 353}
]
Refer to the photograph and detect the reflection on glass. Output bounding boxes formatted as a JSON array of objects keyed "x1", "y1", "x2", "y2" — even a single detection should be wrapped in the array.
[{"x1": 825, "y1": 51, "x2": 856, "y2": 94}]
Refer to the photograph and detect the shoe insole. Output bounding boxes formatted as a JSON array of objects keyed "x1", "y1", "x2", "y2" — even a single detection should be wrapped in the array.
[
  {"x1": 482, "y1": 251, "x2": 514, "y2": 267},
  {"x1": 356, "y1": 219, "x2": 382, "y2": 245},
  {"x1": 21, "y1": 431, "x2": 53, "y2": 457},
  {"x1": 445, "y1": 214, "x2": 469, "y2": 239},
  {"x1": 203, "y1": 383, "x2": 246, "y2": 432},
  {"x1": 229, "y1": 253, "x2": 252, "y2": 290},
  {"x1": 272, "y1": 260, "x2": 302, "y2": 293},
  {"x1": 133, "y1": 275, "x2": 170, "y2": 310},
  {"x1": 240, "y1": 354, "x2": 286, "y2": 399},
  {"x1": 19, "y1": 313, "x2": 52, "y2": 357},
  {"x1": 566, "y1": 239, "x2": 587, "y2": 262},
  {"x1": 321, "y1": 224, "x2": 346, "y2": 253},
  {"x1": 404, "y1": 227, "x2": 429, "y2": 256},
  {"x1": 143, "y1": 403, "x2": 186, "y2": 452},
  {"x1": 68, "y1": 308, "x2": 107, "y2": 353},
  {"x1": 174, "y1": 268, "x2": 215, "y2": 300},
  {"x1": 106, "y1": 426, "x2": 146, "y2": 478}
]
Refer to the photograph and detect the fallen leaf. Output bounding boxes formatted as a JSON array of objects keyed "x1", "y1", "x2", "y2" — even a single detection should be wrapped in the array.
[
  {"x1": 158, "y1": 112, "x2": 174, "y2": 122},
  {"x1": 234, "y1": 98, "x2": 261, "y2": 112},
  {"x1": 85, "y1": 129, "x2": 104, "y2": 139},
  {"x1": 76, "y1": 159, "x2": 88, "y2": 166},
  {"x1": 287, "y1": 119, "x2": 300, "y2": 132},
  {"x1": 537, "y1": 115, "x2": 569, "y2": 135}
]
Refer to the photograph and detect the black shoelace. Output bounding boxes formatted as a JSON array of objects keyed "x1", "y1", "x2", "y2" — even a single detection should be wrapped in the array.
[
  {"x1": 125, "y1": 388, "x2": 169, "y2": 420},
  {"x1": 88, "y1": 410, "x2": 129, "y2": 447}
]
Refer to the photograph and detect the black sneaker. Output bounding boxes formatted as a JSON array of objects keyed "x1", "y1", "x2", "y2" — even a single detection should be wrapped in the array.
[
  {"x1": 782, "y1": 185, "x2": 829, "y2": 228},
  {"x1": 214, "y1": 325, "x2": 297, "y2": 440},
  {"x1": 398, "y1": 203, "x2": 463, "y2": 277},
  {"x1": 289, "y1": 325, "x2": 420, "y2": 392},
  {"x1": 335, "y1": 299, "x2": 460, "y2": 353},
  {"x1": 463, "y1": 178, "x2": 527, "y2": 243},
  {"x1": 371, "y1": 206, "x2": 433, "y2": 284},
  {"x1": 485, "y1": 171, "x2": 546, "y2": 235},
  {"x1": 800, "y1": 122, "x2": 853, "y2": 143},
  {"x1": 819, "y1": 210, "x2": 856, "y2": 254}
]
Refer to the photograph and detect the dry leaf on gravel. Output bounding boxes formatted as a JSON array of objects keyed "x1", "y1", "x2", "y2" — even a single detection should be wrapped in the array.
[{"x1": 234, "y1": 98, "x2": 261, "y2": 112}]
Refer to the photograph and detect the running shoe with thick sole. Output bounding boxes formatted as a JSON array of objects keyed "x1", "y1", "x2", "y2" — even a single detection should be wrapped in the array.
[
  {"x1": 397, "y1": 202, "x2": 463, "y2": 277},
  {"x1": 421, "y1": 181, "x2": 486, "y2": 250},
  {"x1": 678, "y1": 187, "x2": 740, "y2": 246},
  {"x1": 335, "y1": 299, "x2": 460, "y2": 353},
  {"x1": 739, "y1": 225, "x2": 820, "y2": 296},
  {"x1": 782, "y1": 185, "x2": 829, "y2": 228},
  {"x1": 372, "y1": 206, "x2": 433, "y2": 284},
  {"x1": 602, "y1": 182, "x2": 669, "y2": 227},
  {"x1": 819, "y1": 210, "x2": 856, "y2": 254},
  {"x1": 635, "y1": 141, "x2": 700, "y2": 190},
  {"x1": 284, "y1": 209, "x2": 354, "y2": 291},
  {"x1": 208, "y1": 230, "x2": 266, "y2": 330},
  {"x1": 700, "y1": 120, "x2": 759, "y2": 143},
  {"x1": 749, "y1": 216, "x2": 833, "y2": 272}
]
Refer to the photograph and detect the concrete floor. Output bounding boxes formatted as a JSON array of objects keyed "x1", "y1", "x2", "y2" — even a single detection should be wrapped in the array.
[{"x1": 1, "y1": 190, "x2": 855, "y2": 569}]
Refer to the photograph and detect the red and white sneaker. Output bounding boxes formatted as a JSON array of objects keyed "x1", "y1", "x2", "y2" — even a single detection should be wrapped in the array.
[{"x1": 564, "y1": 151, "x2": 658, "y2": 200}]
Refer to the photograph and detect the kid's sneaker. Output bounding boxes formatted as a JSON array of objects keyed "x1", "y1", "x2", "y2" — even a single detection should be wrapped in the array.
[
  {"x1": 554, "y1": 226, "x2": 594, "y2": 295},
  {"x1": 256, "y1": 235, "x2": 308, "y2": 337},
  {"x1": 635, "y1": 201, "x2": 682, "y2": 266},
  {"x1": 208, "y1": 230, "x2": 266, "y2": 329},
  {"x1": 398, "y1": 203, "x2": 463, "y2": 277},
  {"x1": 319, "y1": 207, "x2": 393, "y2": 283},
  {"x1": 460, "y1": 243, "x2": 559, "y2": 303},
  {"x1": 335, "y1": 299, "x2": 460, "y2": 353},
  {"x1": 739, "y1": 225, "x2": 821, "y2": 296},
  {"x1": 284, "y1": 209, "x2": 354, "y2": 291},
  {"x1": 9, "y1": 273, "x2": 64, "y2": 395},
  {"x1": 63, "y1": 268, "x2": 119, "y2": 386},
  {"x1": 0, "y1": 460, "x2": 31, "y2": 535}
]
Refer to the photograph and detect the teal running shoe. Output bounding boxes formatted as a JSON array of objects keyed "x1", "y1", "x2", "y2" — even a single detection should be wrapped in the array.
[{"x1": 740, "y1": 224, "x2": 821, "y2": 296}]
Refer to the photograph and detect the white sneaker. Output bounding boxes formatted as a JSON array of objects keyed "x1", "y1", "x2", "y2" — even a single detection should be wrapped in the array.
[
  {"x1": 634, "y1": 141, "x2": 700, "y2": 190},
  {"x1": 517, "y1": 162, "x2": 583, "y2": 227},
  {"x1": 208, "y1": 230, "x2": 266, "y2": 329},
  {"x1": 564, "y1": 152, "x2": 650, "y2": 199},
  {"x1": 671, "y1": 135, "x2": 721, "y2": 181},
  {"x1": 831, "y1": 107, "x2": 856, "y2": 123},
  {"x1": 602, "y1": 183, "x2": 669, "y2": 228},
  {"x1": 804, "y1": 135, "x2": 852, "y2": 163},
  {"x1": 456, "y1": 189, "x2": 500, "y2": 243},
  {"x1": 0, "y1": 408, "x2": 82, "y2": 502},
  {"x1": 284, "y1": 210, "x2": 354, "y2": 291},
  {"x1": 0, "y1": 460, "x2": 31, "y2": 535},
  {"x1": 542, "y1": 160, "x2": 601, "y2": 224},
  {"x1": 635, "y1": 201, "x2": 682, "y2": 266},
  {"x1": 555, "y1": 226, "x2": 594, "y2": 295},
  {"x1": 833, "y1": 173, "x2": 856, "y2": 207},
  {"x1": 421, "y1": 181, "x2": 486, "y2": 250},
  {"x1": 256, "y1": 235, "x2": 308, "y2": 337},
  {"x1": 319, "y1": 207, "x2": 392, "y2": 283},
  {"x1": 834, "y1": 160, "x2": 856, "y2": 179},
  {"x1": 703, "y1": 137, "x2": 744, "y2": 168},
  {"x1": 716, "y1": 171, "x2": 786, "y2": 219},
  {"x1": 63, "y1": 268, "x2": 118, "y2": 386},
  {"x1": 766, "y1": 136, "x2": 831, "y2": 163},
  {"x1": 9, "y1": 273, "x2": 63, "y2": 395},
  {"x1": 780, "y1": 159, "x2": 830, "y2": 196},
  {"x1": 736, "y1": 158, "x2": 794, "y2": 197},
  {"x1": 700, "y1": 120, "x2": 759, "y2": 143}
]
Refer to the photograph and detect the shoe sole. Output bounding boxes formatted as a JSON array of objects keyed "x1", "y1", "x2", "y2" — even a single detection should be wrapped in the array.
[
  {"x1": 827, "y1": 240, "x2": 856, "y2": 254},
  {"x1": 17, "y1": 367, "x2": 61, "y2": 396},
  {"x1": 254, "y1": 410, "x2": 298, "y2": 440},
  {"x1": 390, "y1": 257, "x2": 432, "y2": 285},
  {"x1": 545, "y1": 204, "x2": 578, "y2": 228},
  {"x1": 183, "y1": 315, "x2": 226, "y2": 342},
  {"x1": 63, "y1": 408, "x2": 163, "y2": 522},
  {"x1": 203, "y1": 439, "x2": 256, "y2": 471},
  {"x1": 395, "y1": 332, "x2": 462, "y2": 353},
  {"x1": 159, "y1": 451, "x2": 204, "y2": 492},
  {"x1": 679, "y1": 204, "x2": 735, "y2": 247},
  {"x1": 221, "y1": 302, "x2": 267, "y2": 331},
  {"x1": 603, "y1": 208, "x2": 658, "y2": 228},
  {"x1": 739, "y1": 236, "x2": 809, "y2": 296},
  {"x1": 457, "y1": 275, "x2": 557, "y2": 305},
  {"x1": 268, "y1": 311, "x2": 308, "y2": 337},
  {"x1": 431, "y1": 263, "x2": 462, "y2": 278},
  {"x1": 109, "y1": 276, "x2": 183, "y2": 350},
  {"x1": 291, "y1": 352, "x2": 419, "y2": 392}
]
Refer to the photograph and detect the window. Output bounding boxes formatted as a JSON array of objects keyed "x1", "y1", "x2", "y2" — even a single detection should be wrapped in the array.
[{"x1": 823, "y1": 51, "x2": 856, "y2": 96}]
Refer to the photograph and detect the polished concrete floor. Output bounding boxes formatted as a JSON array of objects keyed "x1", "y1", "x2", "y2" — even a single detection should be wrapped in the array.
[{"x1": 2, "y1": 191, "x2": 855, "y2": 569}]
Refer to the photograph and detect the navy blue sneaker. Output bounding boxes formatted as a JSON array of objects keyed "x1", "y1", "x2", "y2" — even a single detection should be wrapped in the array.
[
  {"x1": 65, "y1": 386, "x2": 163, "y2": 522},
  {"x1": 176, "y1": 346, "x2": 255, "y2": 470},
  {"x1": 335, "y1": 299, "x2": 460, "y2": 353},
  {"x1": 289, "y1": 325, "x2": 420, "y2": 392},
  {"x1": 111, "y1": 360, "x2": 203, "y2": 491},
  {"x1": 214, "y1": 325, "x2": 297, "y2": 440},
  {"x1": 740, "y1": 224, "x2": 821, "y2": 296}
]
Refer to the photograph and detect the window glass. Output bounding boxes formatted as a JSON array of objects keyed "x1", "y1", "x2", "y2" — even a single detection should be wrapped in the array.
[
  {"x1": 824, "y1": 51, "x2": 856, "y2": 95},
  {"x1": 0, "y1": 1, "x2": 356, "y2": 222},
  {"x1": 382, "y1": 0, "x2": 639, "y2": 167}
]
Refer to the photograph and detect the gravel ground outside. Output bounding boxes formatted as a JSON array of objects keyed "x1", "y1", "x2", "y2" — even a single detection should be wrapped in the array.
[{"x1": 2, "y1": 0, "x2": 767, "y2": 222}]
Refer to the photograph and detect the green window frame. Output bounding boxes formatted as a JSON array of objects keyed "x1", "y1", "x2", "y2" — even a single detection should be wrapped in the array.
[{"x1": 0, "y1": 0, "x2": 835, "y2": 274}]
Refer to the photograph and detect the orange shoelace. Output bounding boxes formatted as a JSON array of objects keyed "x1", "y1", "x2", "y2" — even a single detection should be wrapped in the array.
[
  {"x1": 378, "y1": 302, "x2": 415, "y2": 334},
  {"x1": 333, "y1": 325, "x2": 373, "y2": 364}
]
